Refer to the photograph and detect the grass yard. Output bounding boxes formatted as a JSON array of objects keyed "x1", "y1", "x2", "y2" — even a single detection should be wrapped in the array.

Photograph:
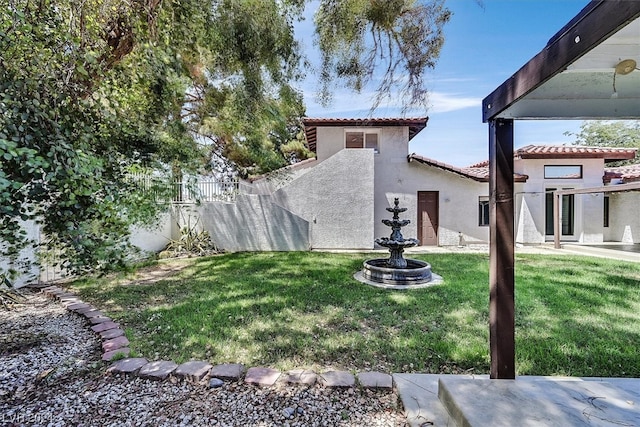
[{"x1": 68, "y1": 252, "x2": 640, "y2": 377}]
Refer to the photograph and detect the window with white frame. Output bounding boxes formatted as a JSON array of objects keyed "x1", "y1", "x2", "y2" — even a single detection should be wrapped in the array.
[
  {"x1": 345, "y1": 129, "x2": 380, "y2": 153},
  {"x1": 478, "y1": 196, "x2": 490, "y2": 226},
  {"x1": 544, "y1": 165, "x2": 582, "y2": 179}
]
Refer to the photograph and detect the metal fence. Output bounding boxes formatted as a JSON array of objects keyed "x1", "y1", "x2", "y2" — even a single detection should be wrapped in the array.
[
  {"x1": 127, "y1": 174, "x2": 239, "y2": 203},
  {"x1": 172, "y1": 180, "x2": 239, "y2": 203}
]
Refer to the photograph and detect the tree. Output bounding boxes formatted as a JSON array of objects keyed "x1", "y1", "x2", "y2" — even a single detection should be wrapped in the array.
[
  {"x1": 315, "y1": 0, "x2": 451, "y2": 111},
  {"x1": 567, "y1": 121, "x2": 640, "y2": 165},
  {"x1": 1, "y1": 0, "x2": 452, "y2": 278}
]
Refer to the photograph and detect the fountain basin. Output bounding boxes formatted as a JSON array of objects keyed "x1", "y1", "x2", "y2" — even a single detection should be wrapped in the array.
[{"x1": 355, "y1": 258, "x2": 443, "y2": 289}]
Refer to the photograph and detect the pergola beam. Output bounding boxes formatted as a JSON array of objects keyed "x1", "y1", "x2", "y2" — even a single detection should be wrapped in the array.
[
  {"x1": 555, "y1": 182, "x2": 640, "y2": 196},
  {"x1": 483, "y1": 1, "x2": 640, "y2": 122},
  {"x1": 483, "y1": 1, "x2": 640, "y2": 379},
  {"x1": 489, "y1": 119, "x2": 515, "y2": 379}
]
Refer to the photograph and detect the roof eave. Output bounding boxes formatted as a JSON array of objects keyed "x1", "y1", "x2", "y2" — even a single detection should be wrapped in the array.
[{"x1": 482, "y1": 0, "x2": 640, "y2": 122}]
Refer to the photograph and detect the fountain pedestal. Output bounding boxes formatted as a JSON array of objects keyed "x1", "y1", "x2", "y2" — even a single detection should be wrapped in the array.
[{"x1": 355, "y1": 198, "x2": 442, "y2": 289}]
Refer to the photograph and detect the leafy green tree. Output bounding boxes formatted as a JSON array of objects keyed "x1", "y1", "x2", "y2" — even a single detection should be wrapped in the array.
[
  {"x1": 567, "y1": 121, "x2": 640, "y2": 165},
  {"x1": 1, "y1": 0, "x2": 452, "y2": 278}
]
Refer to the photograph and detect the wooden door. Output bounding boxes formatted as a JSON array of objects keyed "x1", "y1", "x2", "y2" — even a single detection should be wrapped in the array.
[{"x1": 417, "y1": 191, "x2": 439, "y2": 246}]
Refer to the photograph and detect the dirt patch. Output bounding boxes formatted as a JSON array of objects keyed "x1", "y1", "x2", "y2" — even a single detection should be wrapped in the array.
[{"x1": 121, "y1": 259, "x2": 193, "y2": 286}]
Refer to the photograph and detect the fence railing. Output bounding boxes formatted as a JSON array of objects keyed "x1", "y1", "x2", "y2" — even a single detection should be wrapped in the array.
[
  {"x1": 127, "y1": 174, "x2": 239, "y2": 203},
  {"x1": 172, "y1": 180, "x2": 239, "y2": 203}
]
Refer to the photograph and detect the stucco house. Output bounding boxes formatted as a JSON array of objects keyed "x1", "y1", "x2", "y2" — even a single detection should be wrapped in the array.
[{"x1": 197, "y1": 117, "x2": 638, "y2": 251}]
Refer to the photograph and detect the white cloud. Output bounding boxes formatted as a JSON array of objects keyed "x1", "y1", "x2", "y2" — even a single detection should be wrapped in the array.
[
  {"x1": 427, "y1": 92, "x2": 482, "y2": 113},
  {"x1": 303, "y1": 88, "x2": 482, "y2": 117}
]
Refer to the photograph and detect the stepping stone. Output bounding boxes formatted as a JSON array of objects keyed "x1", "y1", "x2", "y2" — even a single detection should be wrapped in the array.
[
  {"x1": 67, "y1": 303, "x2": 91, "y2": 312},
  {"x1": 102, "y1": 336, "x2": 130, "y2": 352},
  {"x1": 99, "y1": 328, "x2": 125, "y2": 340},
  {"x1": 282, "y1": 369, "x2": 317, "y2": 386},
  {"x1": 357, "y1": 372, "x2": 393, "y2": 389},
  {"x1": 102, "y1": 347, "x2": 130, "y2": 362},
  {"x1": 82, "y1": 310, "x2": 105, "y2": 319},
  {"x1": 210, "y1": 363, "x2": 245, "y2": 381},
  {"x1": 319, "y1": 371, "x2": 356, "y2": 388},
  {"x1": 60, "y1": 298, "x2": 82, "y2": 306},
  {"x1": 76, "y1": 306, "x2": 98, "y2": 314},
  {"x1": 54, "y1": 293, "x2": 76, "y2": 300},
  {"x1": 89, "y1": 316, "x2": 112, "y2": 325},
  {"x1": 91, "y1": 321, "x2": 120, "y2": 333},
  {"x1": 107, "y1": 358, "x2": 148, "y2": 375},
  {"x1": 174, "y1": 361, "x2": 213, "y2": 383},
  {"x1": 44, "y1": 289, "x2": 65, "y2": 297},
  {"x1": 138, "y1": 361, "x2": 178, "y2": 381},
  {"x1": 245, "y1": 367, "x2": 281, "y2": 387}
]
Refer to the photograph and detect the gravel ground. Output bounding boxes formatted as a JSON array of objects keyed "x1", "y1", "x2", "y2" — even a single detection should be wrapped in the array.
[{"x1": 0, "y1": 290, "x2": 407, "y2": 426}]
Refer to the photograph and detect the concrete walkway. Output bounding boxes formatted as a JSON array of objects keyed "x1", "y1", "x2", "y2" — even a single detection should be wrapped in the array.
[
  {"x1": 562, "y1": 243, "x2": 640, "y2": 263},
  {"x1": 394, "y1": 373, "x2": 640, "y2": 426}
]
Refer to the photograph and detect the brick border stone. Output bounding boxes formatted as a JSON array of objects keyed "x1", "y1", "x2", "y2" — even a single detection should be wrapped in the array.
[
  {"x1": 32, "y1": 284, "x2": 399, "y2": 392},
  {"x1": 174, "y1": 361, "x2": 213, "y2": 384},
  {"x1": 245, "y1": 367, "x2": 281, "y2": 387}
]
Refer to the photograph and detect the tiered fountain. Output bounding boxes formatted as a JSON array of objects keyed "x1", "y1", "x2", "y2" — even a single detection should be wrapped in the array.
[{"x1": 355, "y1": 198, "x2": 441, "y2": 289}]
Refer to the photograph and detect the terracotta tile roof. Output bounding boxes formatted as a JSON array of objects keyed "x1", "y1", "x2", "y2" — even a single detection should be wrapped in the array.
[
  {"x1": 409, "y1": 154, "x2": 528, "y2": 183},
  {"x1": 302, "y1": 117, "x2": 428, "y2": 153},
  {"x1": 604, "y1": 164, "x2": 640, "y2": 183},
  {"x1": 468, "y1": 145, "x2": 637, "y2": 168},
  {"x1": 515, "y1": 145, "x2": 636, "y2": 162}
]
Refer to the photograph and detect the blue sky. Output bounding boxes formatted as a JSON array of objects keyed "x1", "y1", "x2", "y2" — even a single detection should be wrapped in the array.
[{"x1": 294, "y1": 0, "x2": 591, "y2": 166}]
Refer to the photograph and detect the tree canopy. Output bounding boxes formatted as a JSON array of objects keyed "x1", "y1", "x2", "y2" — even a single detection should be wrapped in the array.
[
  {"x1": 568, "y1": 121, "x2": 640, "y2": 166},
  {"x1": 0, "y1": 0, "x2": 452, "y2": 277},
  {"x1": 315, "y1": 0, "x2": 451, "y2": 111}
]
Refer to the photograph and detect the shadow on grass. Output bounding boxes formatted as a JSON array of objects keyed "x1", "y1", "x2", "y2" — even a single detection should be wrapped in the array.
[{"x1": 70, "y1": 252, "x2": 639, "y2": 376}]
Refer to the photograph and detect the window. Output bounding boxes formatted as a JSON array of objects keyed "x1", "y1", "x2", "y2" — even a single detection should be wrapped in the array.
[
  {"x1": 345, "y1": 130, "x2": 379, "y2": 152},
  {"x1": 545, "y1": 189, "x2": 574, "y2": 236},
  {"x1": 345, "y1": 131, "x2": 364, "y2": 148},
  {"x1": 603, "y1": 195, "x2": 609, "y2": 228},
  {"x1": 544, "y1": 165, "x2": 582, "y2": 179},
  {"x1": 478, "y1": 197, "x2": 490, "y2": 226}
]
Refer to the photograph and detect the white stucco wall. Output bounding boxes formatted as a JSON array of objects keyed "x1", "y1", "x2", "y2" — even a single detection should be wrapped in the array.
[
  {"x1": 272, "y1": 148, "x2": 375, "y2": 249},
  {"x1": 0, "y1": 219, "x2": 40, "y2": 288},
  {"x1": 605, "y1": 191, "x2": 640, "y2": 243},
  {"x1": 515, "y1": 157, "x2": 606, "y2": 244},
  {"x1": 198, "y1": 195, "x2": 310, "y2": 251},
  {"x1": 343, "y1": 125, "x2": 490, "y2": 246},
  {"x1": 309, "y1": 125, "x2": 493, "y2": 246},
  {"x1": 315, "y1": 127, "x2": 348, "y2": 162},
  {"x1": 249, "y1": 159, "x2": 319, "y2": 195},
  {"x1": 383, "y1": 161, "x2": 491, "y2": 246},
  {"x1": 130, "y1": 211, "x2": 175, "y2": 255}
]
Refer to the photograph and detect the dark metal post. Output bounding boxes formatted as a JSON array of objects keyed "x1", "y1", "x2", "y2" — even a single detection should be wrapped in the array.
[{"x1": 488, "y1": 119, "x2": 515, "y2": 379}]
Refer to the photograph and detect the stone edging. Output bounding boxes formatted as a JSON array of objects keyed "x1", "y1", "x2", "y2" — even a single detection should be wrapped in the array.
[{"x1": 31, "y1": 284, "x2": 395, "y2": 390}]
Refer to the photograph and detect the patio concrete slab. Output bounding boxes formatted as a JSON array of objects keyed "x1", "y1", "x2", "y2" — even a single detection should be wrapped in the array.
[
  {"x1": 393, "y1": 373, "x2": 470, "y2": 427},
  {"x1": 394, "y1": 374, "x2": 640, "y2": 427},
  {"x1": 438, "y1": 376, "x2": 640, "y2": 427},
  {"x1": 562, "y1": 244, "x2": 640, "y2": 263}
]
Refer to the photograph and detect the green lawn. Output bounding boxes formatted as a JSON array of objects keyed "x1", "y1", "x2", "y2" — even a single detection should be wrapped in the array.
[{"x1": 68, "y1": 252, "x2": 640, "y2": 377}]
